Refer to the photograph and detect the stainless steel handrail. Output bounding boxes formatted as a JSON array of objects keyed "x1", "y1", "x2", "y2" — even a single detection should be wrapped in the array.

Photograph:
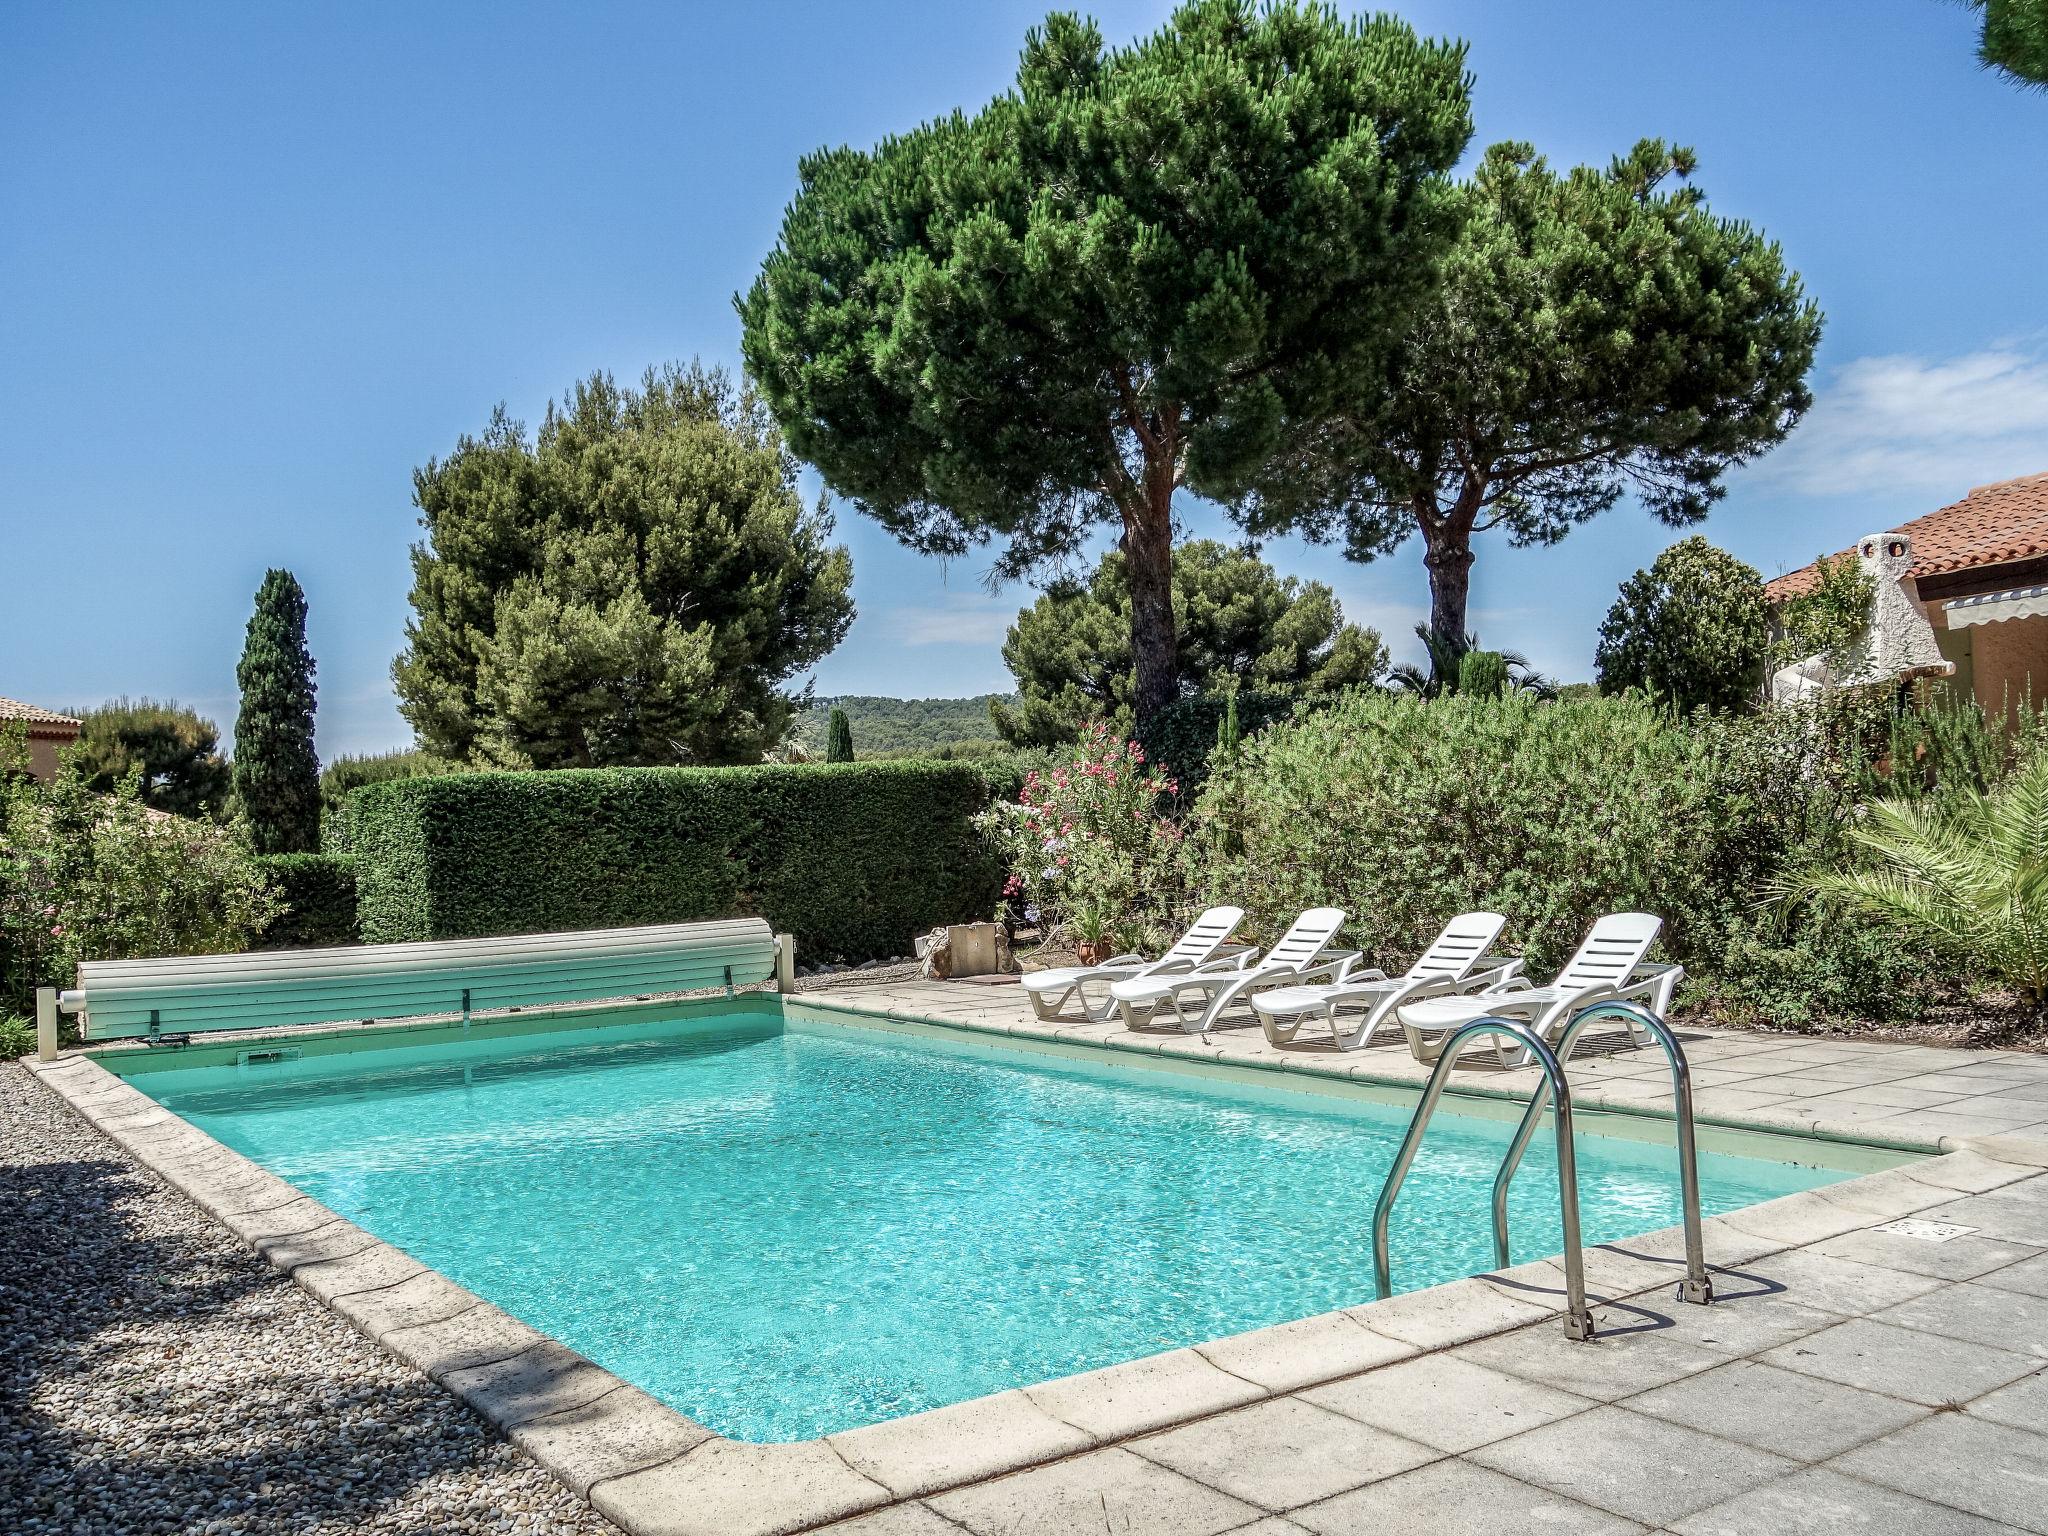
[
  {"x1": 1490, "y1": 1000, "x2": 1713, "y2": 1305},
  {"x1": 1371, "y1": 1015, "x2": 1596, "y2": 1342}
]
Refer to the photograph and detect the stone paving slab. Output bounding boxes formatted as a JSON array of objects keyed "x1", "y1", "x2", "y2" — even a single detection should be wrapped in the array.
[{"x1": 29, "y1": 988, "x2": 2048, "y2": 1535}]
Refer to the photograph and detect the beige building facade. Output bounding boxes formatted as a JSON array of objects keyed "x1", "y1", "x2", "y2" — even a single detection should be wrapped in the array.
[{"x1": 0, "y1": 695, "x2": 83, "y2": 781}]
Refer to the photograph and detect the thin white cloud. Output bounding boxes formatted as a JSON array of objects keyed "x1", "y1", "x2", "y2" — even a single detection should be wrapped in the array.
[
  {"x1": 1761, "y1": 342, "x2": 2048, "y2": 498},
  {"x1": 884, "y1": 594, "x2": 1019, "y2": 648}
]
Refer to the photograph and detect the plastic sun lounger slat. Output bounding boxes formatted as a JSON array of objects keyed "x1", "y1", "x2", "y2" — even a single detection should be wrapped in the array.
[{"x1": 71, "y1": 918, "x2": 779, "y2": 1039}]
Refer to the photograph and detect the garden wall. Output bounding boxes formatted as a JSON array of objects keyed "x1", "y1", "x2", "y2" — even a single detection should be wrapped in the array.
[{"x1": 348, "y1": 761, "x2": 1003, "y2": 962}]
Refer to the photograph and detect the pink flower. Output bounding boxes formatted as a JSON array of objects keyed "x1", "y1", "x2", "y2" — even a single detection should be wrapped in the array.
[{"x1": 50, "y1": 924, "x2": 64, "y2": 936}]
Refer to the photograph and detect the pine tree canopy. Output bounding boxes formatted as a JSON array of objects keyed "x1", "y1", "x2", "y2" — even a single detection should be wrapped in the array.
[
  {"x1": 739, "y1": 0, "x2": 1472, "y2": 724},
  {"x1": 234, "y1": 569, "x2": 322, "y2": 854},
  {"x1": 73, "y1": 698, "x2": 233, "y2": 819},
  {"x1": 393, "y1": 363, "x2": 856, "y2": 768},
  {"x1": 1237, "y1": 138, "x2": 1821, "y2": 648},
  {"x1": 1976, "y1": 0, "x2": 2048, "y2": 87},
  {"x1": 992, "y1": 539, "x2": 1387, "y2": 746}
]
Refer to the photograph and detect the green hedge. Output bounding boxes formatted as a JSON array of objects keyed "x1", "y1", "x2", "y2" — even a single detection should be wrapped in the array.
[
  {"x1": 255, "y1": 853, "x2": 359, "y2": 949},
  {"x1": 348, "y1": 761, "x2": 1004, "y2": 961}
]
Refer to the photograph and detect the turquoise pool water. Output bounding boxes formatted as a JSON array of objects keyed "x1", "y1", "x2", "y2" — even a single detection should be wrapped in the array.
[{"x1": 130, "y1": 1008, "x2": 1849, "y2": 1441}]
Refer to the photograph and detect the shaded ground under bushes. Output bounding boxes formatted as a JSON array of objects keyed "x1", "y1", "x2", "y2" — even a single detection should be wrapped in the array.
[{"x1": 0, "y1": 1062, "x2": 619, "y2": 1536}]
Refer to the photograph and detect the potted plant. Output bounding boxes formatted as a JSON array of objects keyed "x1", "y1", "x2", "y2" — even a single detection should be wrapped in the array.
[{"x1": 1071, "y1": 899, "x2": 1112, "y2": 967}]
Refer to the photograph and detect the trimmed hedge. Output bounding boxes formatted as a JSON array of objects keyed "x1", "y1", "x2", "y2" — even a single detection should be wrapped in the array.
[
  {"x1": 348, "y1": 761, "x2": 1004, "y2": 961},
  {"x1": 255, "y1": 853, "x2": 359, "y2": 949}
]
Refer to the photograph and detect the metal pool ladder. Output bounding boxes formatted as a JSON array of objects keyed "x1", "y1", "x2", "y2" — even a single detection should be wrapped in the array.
[{"x1": 1370, "y1": 1003, "x2": 1714, "y2": 1343}]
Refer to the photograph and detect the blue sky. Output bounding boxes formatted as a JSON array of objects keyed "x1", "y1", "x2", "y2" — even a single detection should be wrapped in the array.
[{"x1": 4, "y1": 1, "x2": 2045, "y2": 757}]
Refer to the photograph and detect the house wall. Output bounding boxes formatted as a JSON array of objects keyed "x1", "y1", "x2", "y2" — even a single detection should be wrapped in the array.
[{"x1": 1922, "y1": 598, "x2": 2048, "y2": 714}]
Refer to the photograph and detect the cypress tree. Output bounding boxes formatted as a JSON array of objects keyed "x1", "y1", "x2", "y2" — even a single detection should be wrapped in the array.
[
  {"x1": 234, "y1": 569, "x2": 321, "y2": 853},
  {"x1": 826, "y1": 707, "x2": 855, "y2": 763}
]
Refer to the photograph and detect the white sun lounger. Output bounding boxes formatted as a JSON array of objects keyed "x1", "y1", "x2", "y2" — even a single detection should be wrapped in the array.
[
  {"x1": 1021, "y1": 905, "x2": 1248, "y2": 1022},
  {"x1": 1249, "y1": 911, "x2": 1519, "y2": 1050},
  {"x1": 1396, "y1": 912, "x2": 1683, "y2": 1069},
  {"x1": 1110, "y1": 906, "x2": 1355, "y2": 1036}
]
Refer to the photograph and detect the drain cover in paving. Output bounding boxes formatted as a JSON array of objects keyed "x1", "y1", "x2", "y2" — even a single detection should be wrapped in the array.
[{"x1": 1869, "y1": 1218, "x2": 1978, "y2": 1243}]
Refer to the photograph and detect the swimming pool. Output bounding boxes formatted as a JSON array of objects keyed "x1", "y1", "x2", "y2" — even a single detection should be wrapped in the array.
[{"x1": 122, "y1": 1002, "x2": 1866, "y2": 1442}]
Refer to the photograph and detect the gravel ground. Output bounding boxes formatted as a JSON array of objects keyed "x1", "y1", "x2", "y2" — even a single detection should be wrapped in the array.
[{"x1": 0, "y1": 1062, "x2": 621, "y2": 1536}]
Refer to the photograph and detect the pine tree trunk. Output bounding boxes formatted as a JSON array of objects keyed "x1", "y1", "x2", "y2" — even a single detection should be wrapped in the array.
[
  {"x1": 1420, "y1": 491, "x2": 1479, "y2": 652},
  {"x1": 1123, "y1": 472, "x2": 1179, "y2": 728}
]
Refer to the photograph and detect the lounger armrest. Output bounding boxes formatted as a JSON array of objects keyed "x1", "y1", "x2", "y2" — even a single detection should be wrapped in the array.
[
  {"x1": 1617, "y1": 962, "x2": 1685, "y2": 1016},
  {"x1": 1101, "y1": 952, "x2": 1146, "y2": 968},
  {"x1": 1211, "y1": 943, "x2": 1258, "y2": 963},
  {"x1": 1465, "y1": 956, "x2": 1524, "y2": 989},
  {"x1": 1189, "y1": 953, "x2": 1257, "y2": 977},
  {"x1": 1294, "y1": 952, "x2": 1359, "y2": 986},
  {"x1": 1348, "y1": 967, "x2": 1391, "y2": 984}
]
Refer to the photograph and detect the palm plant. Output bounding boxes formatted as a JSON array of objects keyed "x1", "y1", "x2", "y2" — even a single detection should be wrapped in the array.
[
  {"x1": 1789, "y1": 754, "x2": 2048, "y2": 1002},
  {"x1": 1388, "y1": 625, "x2": 1559, "y2": 700}
]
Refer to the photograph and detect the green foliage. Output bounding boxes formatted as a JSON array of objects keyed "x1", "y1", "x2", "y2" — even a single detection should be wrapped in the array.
[
  {"x1": 1388, "y1": 626, "x2": 1555, "y2": 699},
  {"x1": 1190, "y1": 690, "x2": 1719, "y2": 975},
  {"x1": 0, "y1": 725, "x2": 278, "y2": 1017},
  {"x1": 1455, "y1": 649, "x2": 1510, "y2": 699},
  {"x1": 321, "y1": 749, "x2": 449, "y2": 813},
  {"x1": 976, "y1": 725, "x2": 1183, "y2": 942},
  {"x1": 1773, "y1": 553, "x2": 1875, "y2": 670},
  {"x1": 1595, "y1": 536, "x2": 1769, "y2": 714},
  {"x1": 393, "y1": 363, "x2": 855, "y2": 769},
  {"x1": 1134, "y1": 689, "x2": 1311, "y2": 793},
  {"x1": 234, "y1": 569, "x2": 322, "y2": 854},
  {"x1": 254, "y1": 853, "x2": 359, "y2": 949},
  {"x1": 1790, "y1": 753, "x2": 2048, "y2": 1000},
  {"x1": 825, "y1": 708, "x2": 855, "y2": 764},
  {"x1": 992, "y1": 541, "x2": 1387, "y2": 746},
  {"x1": 791, "y1": 697, "x2": 1010, "y2": 758},
  {"x1": 1243, "y1": 138, "x2": 1821, "y2": 645},
  {"x1": 1975, "y1": 0, "x2": 2048, "y2": 87},
  {"x1": 741, "y1": 0, "x2": 1471, "y2": 719},
  {"x1": 71, "y1": 697, "x2": 232, "y2": 819},
  {"x1": 0, "y1": 1014, "x2": 33, "y2": 1060},
  {"x1": 347, "y1": 761, "x2": 1002, "y2": 963}
]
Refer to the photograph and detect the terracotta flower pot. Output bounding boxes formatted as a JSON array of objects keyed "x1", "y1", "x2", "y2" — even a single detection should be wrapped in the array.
[{"x1": 1076, "y1": 940, "x2": 1110, "y2": 966}]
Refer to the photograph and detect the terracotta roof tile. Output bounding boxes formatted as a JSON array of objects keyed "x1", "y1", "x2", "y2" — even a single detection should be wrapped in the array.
[
  {"x1": 0, "y1": 695, "x2": 82, "y2": 730},
  {"x1": 1764, "y1": 471, "x2": 2048, "y2": 600}
]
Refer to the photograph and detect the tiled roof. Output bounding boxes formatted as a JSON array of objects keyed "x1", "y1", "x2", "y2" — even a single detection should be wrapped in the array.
[
  {"x1": 0, "y1": 695, "x2": 82, "y2": 730},
  {"x1": 1764, "y1": 471, "x2": 2048, "y2": 600}
]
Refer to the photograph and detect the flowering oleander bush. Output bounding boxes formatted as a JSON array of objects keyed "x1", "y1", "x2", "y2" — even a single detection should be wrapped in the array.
[{"x1": 976, "y1": 722, "x2": 1183, "y2": 946}]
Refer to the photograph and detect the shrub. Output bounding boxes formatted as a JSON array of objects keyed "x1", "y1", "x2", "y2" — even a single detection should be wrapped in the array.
[
  {"x1": 0, "y1": 1014, "x2": 33, "y2": 1059},
  {"x1": 1789, "y1": 753, "x2": 2048, "y2": 1002},
  {"x1": 348, "y1": 760, "x2": 1001, "y2": 962},
  {"x1": 0, "y1": 727, "x2": 278, "y2": 1017},
  {"x1": 1455, "y1": 649, "x2": 1510, "y2": 699},
  {"x1": 321, "y1": 749, "x2": 449, "y2": 813},
  {"x1": 1190, "y1": 690, "x2": 1718, "y2": 973},
  {"x1": 826, "y1": 708, "x2": 855, "y2": 763},
  {"x1": 1134, "y1": 690, "x2": 1310, "y2": 796},
  {"x1": 255, "y1": 853, "x2": 359, "y2": 949},
  {"x1": 1595, "y1": 536, "x2": 1768, "y2": 714},
  {"x1": 976, "y1": 724, "x2": 1182, "y2": 944}
]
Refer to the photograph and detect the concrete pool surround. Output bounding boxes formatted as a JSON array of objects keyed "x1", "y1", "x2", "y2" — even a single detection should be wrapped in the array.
[{"x1": 29, "y1": 988, "x2": 2048, "y2": 1536}]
